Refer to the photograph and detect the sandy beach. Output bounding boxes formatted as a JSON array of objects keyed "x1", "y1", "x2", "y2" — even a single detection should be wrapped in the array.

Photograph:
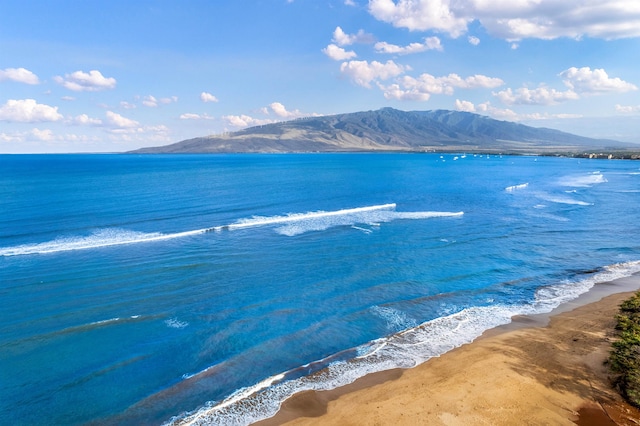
[{"x1": 258, "y1": 275, "x2": 640, "y2": 426}]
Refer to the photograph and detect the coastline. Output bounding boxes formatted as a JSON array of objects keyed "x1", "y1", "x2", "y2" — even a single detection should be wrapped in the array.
[{"x1": 257, "y1": 274, "x2": 640, "y2": 426}]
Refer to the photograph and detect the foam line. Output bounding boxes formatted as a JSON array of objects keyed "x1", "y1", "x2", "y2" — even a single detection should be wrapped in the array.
[
  {"x1": 0, "y1": 229, "x2": 207, "y2": 257},
  {"x1": 215, "y1": 203, "x2": 397, "y2": 231},
  {"x1": 1, "y1": 204, "x2": 464, "y2": 257}
]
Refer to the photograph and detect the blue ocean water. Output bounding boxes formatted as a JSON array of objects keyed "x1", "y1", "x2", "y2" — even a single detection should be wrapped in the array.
[{"x1": 1, "y1": 153, "x2": 639, "y2": 425}]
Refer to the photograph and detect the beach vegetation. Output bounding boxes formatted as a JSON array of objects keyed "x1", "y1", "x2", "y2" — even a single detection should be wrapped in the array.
[{"x1": 609, "y1": 291, "x2": 640, "y2": 408}]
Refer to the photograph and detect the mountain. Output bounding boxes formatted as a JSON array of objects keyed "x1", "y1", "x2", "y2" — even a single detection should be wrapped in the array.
[{"x1": 132, "y1": 108, "x2": 638, "y2": 154}]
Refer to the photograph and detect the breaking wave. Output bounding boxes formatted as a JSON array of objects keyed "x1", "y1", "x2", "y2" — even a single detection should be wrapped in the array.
[
  {"x1": 558, "y1": 172, "x2": 608, "y2": 188},
  {"x1": 1, "y1": 204, "x2": 463, "y2": 257}
]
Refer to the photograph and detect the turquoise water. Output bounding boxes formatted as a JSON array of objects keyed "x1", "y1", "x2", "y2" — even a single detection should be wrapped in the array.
[{"x1": 1, "y1": 153, "x2": 639, "y2": 425}]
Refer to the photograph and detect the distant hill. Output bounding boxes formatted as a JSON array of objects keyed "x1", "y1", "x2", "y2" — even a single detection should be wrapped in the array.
[{"x1": 131, "y1": 108, "x2": 638, "y2": 155}]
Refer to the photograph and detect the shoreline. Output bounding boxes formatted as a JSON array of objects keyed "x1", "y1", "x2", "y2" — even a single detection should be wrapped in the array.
[{"x1": 256, "y1": 274, "x2": 640, "y2": 425}]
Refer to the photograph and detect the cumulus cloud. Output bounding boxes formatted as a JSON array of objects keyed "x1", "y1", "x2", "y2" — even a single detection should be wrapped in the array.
[
  {"x1": 381, "y1": 72, "x2": 504, "y2": 101},
  {"x1": 222, "y1": 114, "x2": 276, "y2": 128},
  {"x1": 340, "y1": 60, "x2": 407, "y2": 88},
  {"x1": 367, "y1": 0, "x2": 640, "y2": 40},
  {"x1": 0, "y1": 67, "x2": 40, "y2": 85},
  {"x1": 71, "y1": 114, "x2": 102, "y2": 126},
  {"x1": 493, "y1": 87, "x2": 580, "y2": 106},
  {"x1": 375, "y1": 36, "x2": 443, "y2": 54},
  {"x1": 494, "y1": 67, "x2": 637, "y2": 107},
  {"x1": 0, "y1": 99, "x2": 63, "y2": 122},
  {"x1": 368, "y1": 0, "x2": 469, "y2": 37},
  {"x1": 54, "y1": 70, "x2": 116, "y2": 92},
  {"x1": 200, "y1": 92, "x2": 219, "y2": 103},
  {"x1": 454, "y1": 99, "x2": 476, "y2": 112},
  {"x1": 120, "y1": 101, "x2": 136, "y2": 109},
  {"x1": 222, "y1": 103, "x2": 320, "y2": 128},
  {"x1": 457, "y1": 99, "x2": 584, "y2": 122},
  {"x1": 105, "y1": 111, "x2": 139, "y2": 128},
  {"x1": 322, "y1": 44, "x2": 358, "y2": 61},
  {"x1": 332, "y1": 26, "x2": 375, "y2": 46},
  {"x1": 559, "y1": 67, "x2": 638, "y2": 94},
  {"x1": 468, "y1": 35, "x2": 480, "y2": 45},
  {"x1": 31, "y1": 128, "x2": 55, "y2": 141}
]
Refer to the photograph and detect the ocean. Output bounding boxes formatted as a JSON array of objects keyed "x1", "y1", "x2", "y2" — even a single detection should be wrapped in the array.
[{"x1": 1, "y1": 153, "x2": 639, "y2": 425}]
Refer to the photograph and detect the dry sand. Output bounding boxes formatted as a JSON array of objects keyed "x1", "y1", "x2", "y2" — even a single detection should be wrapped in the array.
[{"x1": 257, "y1": 276, "x2": 640, "y2": 426}]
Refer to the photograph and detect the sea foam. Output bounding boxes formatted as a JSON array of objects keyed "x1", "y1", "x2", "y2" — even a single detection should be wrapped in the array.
[{"x1": 1, "y1": 204, "x2": 463, "y2": 256}]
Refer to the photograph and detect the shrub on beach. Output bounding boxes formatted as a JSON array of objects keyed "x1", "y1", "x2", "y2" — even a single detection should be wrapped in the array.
[{"x1": 609, "y1": 291, "x2": 640, "y2": 407}]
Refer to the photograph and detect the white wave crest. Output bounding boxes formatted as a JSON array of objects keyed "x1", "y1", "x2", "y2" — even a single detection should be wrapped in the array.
[
  {"x1": 370, "y1": 306, "x2": 417, "y2": 331},
  {"x1": 0, "y1": 229, "x2": 204, "y2": 257},
  {"x1": 167, "y1": 260, "x2": 640, "y2": 426},
  {"x1": 558, "y1": 172, "x2": 607, "y2": 187},
  {"x1": 274, "y1": 209, "x2": 463, "y2": 237},
  {"x1": 505, "y1": 183, "x2": 529, "y2": 192},
  {"x1": 536, "y1": 193, "x2": 592, "y2": 206},
  {"x1": 1, "y1": 204, "x2": 464, "y2": 256},
  {"x1": 165, "y1": 318, "x2": 189, "y2": 329}
]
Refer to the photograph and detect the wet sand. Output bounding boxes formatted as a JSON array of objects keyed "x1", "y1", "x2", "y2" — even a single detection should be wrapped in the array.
[{"x1": 257, "y1": 275, "x2": 640, "y2": 425}]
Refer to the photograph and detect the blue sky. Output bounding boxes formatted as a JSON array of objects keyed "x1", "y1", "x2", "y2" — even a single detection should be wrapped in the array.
[{"x1": 1, "y1": 0, "x2": 639, "y2": 153}]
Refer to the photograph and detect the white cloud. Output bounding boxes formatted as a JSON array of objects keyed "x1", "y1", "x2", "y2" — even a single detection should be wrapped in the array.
[
  {"x1": 493, "y1": 87, "x2": 579, "y2": 105},
  {"x1": 345, "y1": 0, "x2": 356, "y2": 5},
  {"x1": 559, "y1": 67, "x2": 638, "y2": 94},
  {"x1": 493, "y1": 67, "x2": 637, "y2": 107},
  {"x1": 332, "y1": 26, "x2": 374, "y2": 46},
  {"x1": 322, "y1": 44, "x2": 357, "y2": 61},
  {"x1": 31, "y1": 128, "x2": 55, "y2": 141},
  {"x1": 61, "y1": 96, "x2": 76, "y2": 101},
  {"x1": 200, "y1": 92, "x2": 219, "y2": 103},
  {"x1": 454, "y1": 99, "x2": 476, "y2": 112},
  {"x1": 179, "y1": 113, "x2": 215, "y2": 120},
  {"x1": 269, "y1": 102, "x2": 297, "y2": 118},
  {"x1": 142, "y1": 95, "x2": 178, "y2": 107},
  {"x1": 223, "y1": 114, "x2": 276, "y2": 128},
  {"x1": 367, "y1": 0, "x2": 640, "y2": 40},
  {"x1": 71, "y1": 114, "x2": 102, "y2": 126},
  {"x1": 143, "y1": 95, "x2": 158, "y2": 107},
  {"x1": 471, "y1": 0, "x2": 640, "y2": 40},
  {"x1": 53, "y1": 70, "x2": 116, "y2": 92},
  {"x1": 381, "y1": 72, "x2": 504, "y2": 101},
  {"x1": 615, "y1": 104, "x2": 640, "y2": 114},
  {"x1": 468, "y1": 35, "x2": 480, "y2": 45},
  {"x1": 0, "y1": 67, "x2": 40, "y2": 85},
  {"x1": 474, "y1": 101, "x2": 519, "y2": 120},
  {"x1": 267, "y1": 102, "x2": 321, "y2": 119},
  {"x1": 368, "y1": 0, "x2": 470, "y2": 37},
  {"x1": 120, "y1": 101, "x2": 137, "y2": 109},
  {"x1": 221, "y1": 103, "x2": 320, "y2": 128},
  {"x1": 459, "y1": 100, "x2": 584, "y2": 122},
  {"x1": 0, "y1": 99, "x2": 63, "y2": 122},
  {"x1": 375, "y1": 36, "x2": 443, "y2": 54},
  {"x1": 0, "y1": 132, "x2": 23, "y2": 142},
  {"x1": 340, "y1": 60, "x2": 407, "y2": 88},
  {"x1": 105, "y1": 111, "x2": 139, "y2": 128}
]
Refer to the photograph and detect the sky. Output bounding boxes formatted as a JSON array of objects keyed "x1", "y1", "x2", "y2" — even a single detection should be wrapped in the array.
[{"x1": 1, "y1": 0, "x2": 640, "y2": 153}]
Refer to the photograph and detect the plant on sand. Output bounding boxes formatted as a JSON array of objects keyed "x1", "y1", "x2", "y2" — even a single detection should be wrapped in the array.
[{"x1": 609, "y1": 291, "x2": 640, "y2": 408}]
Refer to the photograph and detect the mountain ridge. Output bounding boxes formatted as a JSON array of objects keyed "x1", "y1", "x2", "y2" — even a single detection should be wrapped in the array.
[{"x1": 132, "y1": 108, "x2": 638, "y2": 155}]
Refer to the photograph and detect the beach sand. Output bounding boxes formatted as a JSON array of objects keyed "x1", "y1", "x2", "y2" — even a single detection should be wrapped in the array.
[{"x1": 257, "y1": 275, "x2": 640, "y2": 426}]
